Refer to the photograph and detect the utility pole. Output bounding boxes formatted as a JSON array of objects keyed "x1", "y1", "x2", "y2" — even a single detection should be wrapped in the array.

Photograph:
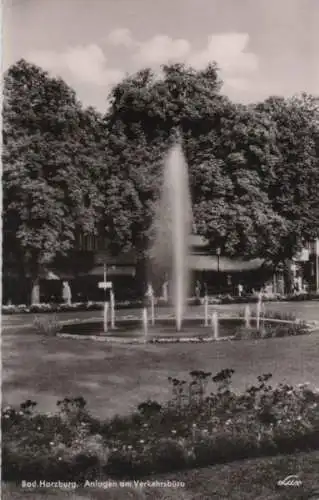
[{"x1": 316, "y1": 240, "x2": 319, "y2": 293}]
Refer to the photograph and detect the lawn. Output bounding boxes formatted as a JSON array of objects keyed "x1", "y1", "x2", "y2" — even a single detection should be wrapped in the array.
[
  {"x1": 3, "y1": 451, "x2": 319, "y2": 499},
  {"x1": 2, "y1": 330, "x2": 319, "y2": 418},
  {"x1": 3, "y1": 329, "x2": 319, "y2": 499}
]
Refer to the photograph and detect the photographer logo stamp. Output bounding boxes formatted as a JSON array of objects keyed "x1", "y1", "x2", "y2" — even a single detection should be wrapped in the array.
[{"x1": 277, "y1": 475, "x2": 302, "y2": 488}]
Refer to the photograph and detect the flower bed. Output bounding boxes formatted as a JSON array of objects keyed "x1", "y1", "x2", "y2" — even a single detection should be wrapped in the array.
[
  {"x1": 3, "y1": 370, "x2": 319, "y2": 482},
  {"x1": 206, "y1": 292, "x2": 319, "y2": 304},
  {"x1": 2, "y1": 291, "x2": 319, "y2": 315},
  {"x1": 1, "y1": 301, "x2": 142, "y2": 315}
]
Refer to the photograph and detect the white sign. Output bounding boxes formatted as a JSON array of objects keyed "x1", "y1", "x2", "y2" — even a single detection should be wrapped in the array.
[{"x1": 98, "y1": 281, "x2": 112, "y2": 289}]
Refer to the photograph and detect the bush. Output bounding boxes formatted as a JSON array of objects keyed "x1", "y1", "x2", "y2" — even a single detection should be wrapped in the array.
[
  {"x1": 239, "y1": 309, "x2": 298, "y2": 322},
  {"x1": 233, "y1": 320, "x2": 309, "y2": 340},
  {"x1": 3, "y1": 371, "x2": 319, "y2": 482},
  {"x1": 33, "y1": 315, "x2": 60, "y2": 336}
]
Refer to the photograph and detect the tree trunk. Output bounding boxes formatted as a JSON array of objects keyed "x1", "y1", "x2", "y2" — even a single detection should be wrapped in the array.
[
  {"x1": 31, "y1": 277, "x2": 40, "y2": 305},
  {"x1": 283, "y1": 259, "x2": 294, "y2": 295},
  {"x1": 135, "y1": 255, "x2": 147, "y2": 299}
]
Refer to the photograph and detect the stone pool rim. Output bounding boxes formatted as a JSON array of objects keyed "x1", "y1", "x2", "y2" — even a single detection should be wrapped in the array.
[{"x1": 56, "y1": 315, "x2": 317, "y2": 344}]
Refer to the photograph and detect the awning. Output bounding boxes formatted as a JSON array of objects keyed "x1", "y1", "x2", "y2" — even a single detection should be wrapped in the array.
[
  {"x1": 188, "y1": 234, "x2": 208, "y2": 248},
  {"x1": 82, "y1": 265, "x2": 136, "y2": 277},
  {"x1": 45, "y1": 269, "x2": 74, "y2": 280},
  {"x1": 187, "y1": 254, "x2": 264, "y2": 272},
  {"x1": 94, "y1": 251, "x2": 137, "y2": 266}
]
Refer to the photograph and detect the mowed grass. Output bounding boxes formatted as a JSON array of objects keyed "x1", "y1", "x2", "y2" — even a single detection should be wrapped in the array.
[
  {"x1": 3, "y1": 329, "x2": 319, "y2": 499},
  {"x1": 2, "y1": 331, "x2": 319, "y2": 418},
  {"x1": 3, "y1": 451, "x2": 319, "y2": 499}
]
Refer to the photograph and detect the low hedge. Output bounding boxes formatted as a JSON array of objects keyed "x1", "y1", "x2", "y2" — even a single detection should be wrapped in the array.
[
  {"x1": 2, "y1": 301, "x2": 142, "y2": 315},
  {"x1": 3, "y1": 370, "x2": 319, "y2": 482}
]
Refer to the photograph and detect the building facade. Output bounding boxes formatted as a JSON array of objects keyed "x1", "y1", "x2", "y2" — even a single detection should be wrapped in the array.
[{"x1": 3, "y1": 233, "x2": 319, "y2": 304}]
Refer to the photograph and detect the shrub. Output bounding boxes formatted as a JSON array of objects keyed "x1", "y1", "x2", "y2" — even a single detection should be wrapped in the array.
[
  {"x1": 233, "y1": 318, "x2": 309, "y2": 340},
  {"x1": 239, "y1": 309, "x2": 298, "y2": 322},
  {"x1": 33, "y1": 314, "x2": 60, "y2": 336},
  {"x1": 151, "y1": 437, "x2": 190, "y2": 472}
]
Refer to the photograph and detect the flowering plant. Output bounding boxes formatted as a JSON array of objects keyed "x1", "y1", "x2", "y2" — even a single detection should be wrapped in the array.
[{"x1": 3, "y1": 371, "x2": 319, "y2": 481}]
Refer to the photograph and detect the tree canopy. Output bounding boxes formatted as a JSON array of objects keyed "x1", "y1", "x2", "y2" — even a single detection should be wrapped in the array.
[
  {"x1": 3, "y1": 60, "x2": 105, "y2": 302},
  {"x1": 3, "y1": 59, "x2": 319, "y2": 302},
  {"x1": 103, "y1": 65, "x2": 319, "y2": 268},
  {"x1": 255, "y1": 94, "x2": 319, "y2": 263}
]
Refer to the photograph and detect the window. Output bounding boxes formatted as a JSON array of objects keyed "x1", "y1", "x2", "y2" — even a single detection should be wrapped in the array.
[{"x1": 76, "y1": 232, "x2": 94, "y2": 251}]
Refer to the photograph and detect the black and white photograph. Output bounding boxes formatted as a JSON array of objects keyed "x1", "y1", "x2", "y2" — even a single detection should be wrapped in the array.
[{"x1": 2, "y1": 0, "x2": 319, "y2": 498}]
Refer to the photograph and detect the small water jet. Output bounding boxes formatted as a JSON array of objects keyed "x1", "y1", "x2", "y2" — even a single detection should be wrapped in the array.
[
  {"x1": 211, "y1": 311, "x2": 219, "y2": 340},
  {"x1": 110, "y1": 290, "x2": 115, "y2": 329},
  {"x1": 256, "y1": 293, "x2": 262, "y2": 330},
  {"x1": 103, "y1": 302, "x2": 109, "y2": 334},
  {"x1": 204, "y1": 295, "x2": 209, "y2": 327},
  {"x1": 142, "y1": 307, "x2": 148, "y2": 342},
  {"x1": 149, "y1": 285, "x2": 155, "y2": 326},
  {"x1": 244, "y1": 305, "x2": 251, "y2": 329},
  {"x1": 152, "y1": 141, "x2": 192, "y2": 331}
]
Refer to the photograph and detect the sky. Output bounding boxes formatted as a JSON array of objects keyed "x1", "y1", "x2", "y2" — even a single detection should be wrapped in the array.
[{"x1": 3, "y1": 0, "x2": 319, "y2": 111}]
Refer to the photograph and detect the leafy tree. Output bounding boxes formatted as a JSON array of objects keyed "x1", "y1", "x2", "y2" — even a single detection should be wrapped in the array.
[
  {"x1": 256, "y1": 94, "x2": 319, "y2": 252},
  {"x1": 184, "y1": 103, "x2": 286, "y2": 257},
  {"x1": 107, "y1": 63, "x2": 222, "y2": 139},
  {"x1": 183, "y1": 93, "x2": 319, "y2": 291},
  {"x1": 3, "y1": 60, "x2": 104, "y2": 303},
  {"x1": 254, "y1": 94, "x2": 319, "y2": 289},
  {"x1": 101, "y1": 63, "x2": 223, "y2": 291}
]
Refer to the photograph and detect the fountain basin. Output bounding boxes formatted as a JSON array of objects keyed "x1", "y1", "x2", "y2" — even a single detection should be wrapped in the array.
[
  {"x1": 58, "y1": 317, "x2": 310, "y2": 344},
  {"x1": 60, "y1": 317, "x2": 236, "y2": 337}
]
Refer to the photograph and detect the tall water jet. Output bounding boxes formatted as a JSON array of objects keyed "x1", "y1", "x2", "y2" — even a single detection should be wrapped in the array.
[{"x1": 151, "y1": 142, "x2": 192, "y2": 331}]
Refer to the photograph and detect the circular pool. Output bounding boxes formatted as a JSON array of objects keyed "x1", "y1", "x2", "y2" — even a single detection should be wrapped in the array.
[{"x1": 58, "y1": 316, "x2": 310, "y2": 343}]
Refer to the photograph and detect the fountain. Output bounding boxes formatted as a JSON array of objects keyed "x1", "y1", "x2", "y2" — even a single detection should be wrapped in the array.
[
  {"x1": 59, "y1": 131, "x2": 314, "y2": 344},
  {"x1": 60, "y1": 143, "x2": 313, "y2": 344},
  {"x1": 151, "y1": 141, "x2": 192, "y2": 331}
]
